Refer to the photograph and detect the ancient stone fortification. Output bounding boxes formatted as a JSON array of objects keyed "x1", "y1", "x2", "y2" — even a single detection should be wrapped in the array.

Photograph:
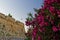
[{"x1": 0, "y1": 13, "x2": 25, "y2": 38}]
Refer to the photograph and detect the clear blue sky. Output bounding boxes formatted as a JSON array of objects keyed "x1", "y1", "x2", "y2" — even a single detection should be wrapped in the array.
[{"x1": 0, "y1": 0, "x2": 43, "y2": 32}]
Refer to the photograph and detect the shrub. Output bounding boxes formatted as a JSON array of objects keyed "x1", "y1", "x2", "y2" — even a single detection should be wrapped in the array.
[{"x1": 25, "y1": 0, "x2": 60, "y2": 40}]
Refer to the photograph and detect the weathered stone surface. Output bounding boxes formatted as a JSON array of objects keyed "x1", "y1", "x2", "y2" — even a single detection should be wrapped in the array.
[
  {"x1": 0, "y1": 13, "x2": 25, "y2": 38},
  {"x1": 0, "y1": 36, "x2": 25, "y2": 40}
]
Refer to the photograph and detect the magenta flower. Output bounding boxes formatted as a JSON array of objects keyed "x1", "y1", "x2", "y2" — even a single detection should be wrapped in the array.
[
  {"x1": 33, "y1": 32, "x2": 36, "y2": 37},
  {"x1": 52, "y1": 26, "x2": 58, "y2": 32},
  {"x1": 39, "y1": 27, "x2": 45, "y2": 32},
  {"x1": 38, "y1": 36, "x2": 41, "y2": 40},
  {"x1": 57, "y1": 10, "x2": 60, "y2": 18},
  {"x1": 32, "y1": 27, "x2": 38, "y2": 37},
  {"x1": 39, "y1": 21, "x2": 45, "y2": 27},
  {"x1": 51, "y1": 0, "x2": 56, "y2": 3},
  {"x1": 46, "y1": 15, "x2": 51, "y2": 21},
  {"x1": 49, "y1": 6, "x2": 55, "y2": 12},
  {"x1": 25, "y1": 0, "x2": 60, "y2": 40},
  {"x1": 44, "y1": 22, "x2": 49, "y2": 26},
  {"x1": 25, "y1": 21, "x2": 31, "y2": 26},
  {"x1": 50, "y1": 20, "x2": 54, "y2": 25},
  {"x1": 49, "y1": 6, "x2": 55, "y2": 15},
  {"x1": 57, "y1": 10, "x2": 60, "y2": 15},
  {"x1": 37, "y1": 15, "x2": 44, "y2": 23},
  {"x1": 32, "y1": 36, "x2": 35, "y2": 40}
]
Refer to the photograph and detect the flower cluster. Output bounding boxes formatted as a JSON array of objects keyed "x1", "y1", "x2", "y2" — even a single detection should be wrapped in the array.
[{"x1": 25, "y1": 0, "x2": 60, "y2": 40}]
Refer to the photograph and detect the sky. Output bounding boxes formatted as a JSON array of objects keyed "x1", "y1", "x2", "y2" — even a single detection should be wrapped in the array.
[{"x1": 0, "y1": 0, "x2": 43, "y2": 32}]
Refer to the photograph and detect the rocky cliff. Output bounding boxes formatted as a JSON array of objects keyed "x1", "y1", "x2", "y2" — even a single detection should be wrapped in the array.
[{"x1": 0, "y1": 13, "x2": 25, "y2": 38}]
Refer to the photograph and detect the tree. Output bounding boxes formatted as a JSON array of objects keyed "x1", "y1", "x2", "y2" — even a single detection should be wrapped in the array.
[
  {"x1": 25, "y1": 0, "x2": 60, "y2": 40},
  {"x1": 8, "y1": 13, "x2": 12, "y2": 17}
]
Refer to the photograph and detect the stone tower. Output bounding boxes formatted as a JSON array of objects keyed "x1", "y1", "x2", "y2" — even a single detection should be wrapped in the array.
[{"x1": 0, "y1": 13, "x2": 25, "y2": 38}]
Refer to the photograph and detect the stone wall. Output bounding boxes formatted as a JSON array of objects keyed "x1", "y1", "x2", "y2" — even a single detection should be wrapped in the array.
[{"x1": 0, "y1": 13, "x2": 25, "y2": 38}]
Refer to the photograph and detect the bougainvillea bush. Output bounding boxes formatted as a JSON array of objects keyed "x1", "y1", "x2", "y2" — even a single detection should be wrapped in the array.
[{"x1": 25, "y1": 0, "x2": 60, "y2": 40}]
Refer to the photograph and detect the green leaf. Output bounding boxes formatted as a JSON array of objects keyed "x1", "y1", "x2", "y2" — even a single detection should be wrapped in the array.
[
  {"x1": 34, "y1": 8, "x2": 40, "y2": 13},
  {"x1": 26, "y1": 17, "x2": 32, "y2": 21},
  {"x1": 44, "y1": 9, "x2": 50, "y2": 14},
  {"x1": 28, "y1": 13, "x2": 33, "y2": 17}
]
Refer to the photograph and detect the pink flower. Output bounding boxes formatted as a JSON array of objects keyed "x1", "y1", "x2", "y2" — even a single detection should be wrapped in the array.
[
  {"x1": 57, "y1": 10, "x2": 60, "y2": 14},
  {"x1": 51, "y1": 0, "x2": 56, "y2": 3},
  {"x1": 25, "y1": 0, "x2": 60, "y2": 39},
  {"x1": 57, "y1": 10, "x2": 60, "y2": 18},
  {"x1": 44, "y1": 22, "x2": 49, "y2": 26},
  {"x1": 49, "y1": 6, "x2": 55, "y2": 15},
  {"x1": 32, "y1": 36, "x2": 35, "y2": 40},
  {"x1": 46, "y1": 15, "x2": 51, "y2": 21},
  {"x1": 39, "y1": 21, "x2": 45, "y2": 27},
  {"x1": 33, "y1": 32, "x2": 36, "y2": 37},
  {"x1": 47, "y1": 1, "x2": 51, "y2": 4},
  {"x1": 49, "y1": 6, "x2": 55, "y2": 11},
  {"x1": 52, "y1": 26, "x2": 58, "y2": 32},
  {"x1": 37, "y1": 15, "x2": 44, "y2": 22},
  {"x1": 39, "y1": 27, "x2": 45, "y2": 32},
  {"x1": 25, "y1": 21, "x2": 31, "y2": 26},
  {"x1": 50, "y1": 20, "x2": 54, "y2": 25},
  {"x1": 39, "y1": 28, "x2": 43, "y2": 32},
  {"x1": 45, "y1": 0, "x2": 52, "y2": 5},
  {"x1": 32, "y1": 27, "x2": 38, "y2": 37},
  {"x1": 38, "y1": 36, "x2": 41, "y2": 40},
  {"x1": 37, "y1": 15, "x2": 45, "y2": 25}
]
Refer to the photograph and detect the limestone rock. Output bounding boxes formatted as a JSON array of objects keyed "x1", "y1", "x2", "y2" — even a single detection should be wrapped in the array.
[{"x1": 0, "y1": 13, "x2": 25, "y2": 38}]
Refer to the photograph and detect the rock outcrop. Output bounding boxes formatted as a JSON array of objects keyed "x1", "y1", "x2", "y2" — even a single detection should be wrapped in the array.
[{"x1": 0, "y1": 13, "x2": 25, "y2": 38}]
